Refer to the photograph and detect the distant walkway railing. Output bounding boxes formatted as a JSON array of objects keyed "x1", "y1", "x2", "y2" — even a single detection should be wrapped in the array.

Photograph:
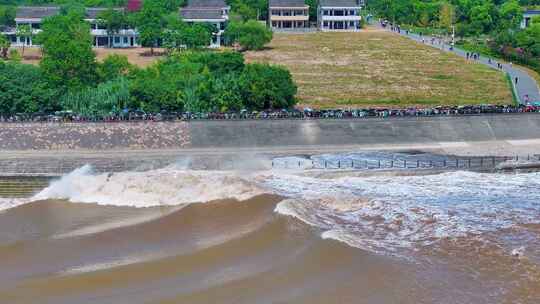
[
  {"x1": 1, "y1": 154, "x2": 539, "y2": 177},
  {"x1": 272, "y1": 155, "x2": 540, "y2": 170}
]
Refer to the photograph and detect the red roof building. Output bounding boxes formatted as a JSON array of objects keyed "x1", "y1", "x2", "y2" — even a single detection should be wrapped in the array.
[{"x1": 127, "y1": 0, "x2": 142, "y2": 12}]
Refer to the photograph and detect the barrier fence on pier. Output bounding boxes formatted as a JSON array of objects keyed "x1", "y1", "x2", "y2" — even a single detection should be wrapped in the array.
[
  {"x1": 272, "y1": 154, "x2": 540, "y2": 170},
  {"x1": 0, "y1": 154, "x2": 539, "y2": 177}
]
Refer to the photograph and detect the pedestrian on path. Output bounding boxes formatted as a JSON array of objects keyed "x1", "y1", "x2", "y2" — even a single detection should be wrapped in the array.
[
  {"x1": 515, "y1": 77, "x2": 519, "y2": 85},
  {"x1": 466, "y1": 52, "x2": 470, "y2": 59}
]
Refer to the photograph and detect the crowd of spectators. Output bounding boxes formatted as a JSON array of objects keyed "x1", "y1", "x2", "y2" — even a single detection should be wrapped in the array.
[{"x1": 1, "y1": 104, "x2": 540, "y2": 123}]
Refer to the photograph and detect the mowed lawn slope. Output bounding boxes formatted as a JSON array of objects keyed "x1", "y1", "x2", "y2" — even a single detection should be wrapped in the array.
[{"x1": 245, "y1": 28, "x2": 512, "y2": 108}]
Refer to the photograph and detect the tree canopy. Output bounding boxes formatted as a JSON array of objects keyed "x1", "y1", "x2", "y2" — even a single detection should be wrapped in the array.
[
  {"x1": 0, "y1": 61, "x2": 59, "y2": 114},
  {"x1": 37, "y1": 9, "x2": 98, "y2": 91},
  {"x1": 225, "y1": 20, "x2": 272, "y2": 50}
]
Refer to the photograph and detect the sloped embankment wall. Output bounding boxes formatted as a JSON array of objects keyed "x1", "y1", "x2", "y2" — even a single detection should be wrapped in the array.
[{"x1": 1, "y1": 114, "x2": 539, "y2": 151}]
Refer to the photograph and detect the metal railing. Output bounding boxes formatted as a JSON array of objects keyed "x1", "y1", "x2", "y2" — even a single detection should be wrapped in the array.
[
  {"x1": 1, "y1": 154, "x2": 539, "y2": 177},
  {"x1": 272, "y1": 155, "x2": 540, "y2": 170}
]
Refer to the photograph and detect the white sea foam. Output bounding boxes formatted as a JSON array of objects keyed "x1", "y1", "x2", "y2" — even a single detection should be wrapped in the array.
[
  {"x1": 0, "y1": 197, "x2": 32, "y2": 213},
  {"x1": 269, "y1": 171, "x2": 540, "y2": 253},
  {"x1": 59, "y1": 252, "x2": 161, "y2": 275},
  {"x1": 32, "y1": 165, "x2": 266, "y2": 208}
]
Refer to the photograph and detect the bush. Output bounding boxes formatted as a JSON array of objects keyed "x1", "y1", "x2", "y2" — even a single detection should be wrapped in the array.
[
  {"x1": 98, "y1": 54, "x2": 133, "y2": 81},
  {"x1": 0, "y1": 33, "x2": 9, "y2": 58},
  {"x1": 128, "y1": 52, "x2": 297, "y2": 112},
  {"x1": 60, "y1": 77, "x2": 130, "y2": 117},
  {"x1": 37, "y1": 10, "x2": 98, "y2": 91},
  {"x1": 8, "y1": 48, "x2": 20, "y2": 61},
  {"x1": 0, "y1": 61, "x2": 59, "y2": 115},
  {"x1": 225, "y1": 20, "x2": 273, "y2": 51},
  {"x1": 239, "y1": 63, "x2": 297, "y2": 109},
  {"x1": 177, "y1": 51, "x2": 245, "y2": 74}
]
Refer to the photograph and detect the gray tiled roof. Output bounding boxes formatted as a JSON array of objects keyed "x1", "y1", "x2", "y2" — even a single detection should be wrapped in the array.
[
  {"x1": 180, "y1": 0, "x2": 227, "y2": 20},
  {"x1": 16, "y1": 6, "x2": 124, "y2": 20},
  {"x1": 524, "y1": 10, "x2": 540, "y2": 14},
  {"x1": 185, "y1": 0, "x2": 227, "y2": 8},
  {"x1": 319, "y1": 0, "x2": 361, "y2": 7},
  {"x1": 180, "y1": 8, "x2": 224, "y2": 19},
  {"x1": 16, "y1": 6, "x2": 60, "y2": 19},
  {"x1": 85, "y1": 7, "x2": 124, "y2": 19},
  {"x1": 269, "y1": 0, "x2": 307, "y2": 7}
]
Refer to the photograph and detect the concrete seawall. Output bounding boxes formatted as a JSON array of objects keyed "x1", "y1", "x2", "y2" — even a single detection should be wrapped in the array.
[
  {"x1": 188, "y1": 114, "x2": 540, "y2": 147},
  {"x1": 2, "y1": 114, "x2": 540, "y2": 176},
  {"x1": 1, "y1": 114, "x2": 540, "y2": 151}
]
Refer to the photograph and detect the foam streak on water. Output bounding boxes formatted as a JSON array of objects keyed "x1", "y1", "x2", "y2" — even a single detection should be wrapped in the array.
[{"x1": 265, "y1": 171, "x2": 540, "y2": 253}]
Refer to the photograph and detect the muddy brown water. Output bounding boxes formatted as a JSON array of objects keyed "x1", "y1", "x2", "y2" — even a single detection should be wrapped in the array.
[{"x1": 0, "y1": 194, "x2": 538, "y2": 304}]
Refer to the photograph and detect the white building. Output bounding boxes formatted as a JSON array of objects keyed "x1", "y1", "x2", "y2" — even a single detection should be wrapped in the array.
[
  {"x1": 268, "y1": 0, "x2": 310, "y2": 31},
  {"x1": 4, "y1": 6, "x2": 140, "y2": 48},
  {"x1": 318, "y1": 0, "x2": 363, "y2": 31},
  {"x1": 521, "y1": 10, "x2": 540, "y2": 29},
  {"x1": 86, "y1": 8, "x2": 139, "y2": 48},
  {"x1": 180, "y1": 0, "x2": 230, "y2": 47}
]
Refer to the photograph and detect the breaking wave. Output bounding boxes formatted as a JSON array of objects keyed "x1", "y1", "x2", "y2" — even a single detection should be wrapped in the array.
[
  {"x1": 0, "y1": 197, "x2": 31, "y2": 213},
  {"x1": 3, "y1": 164, "x2": 540, "y2": 256},
  {"x1": 31, "y1": 164, "x2": 266, "y2": 208}
]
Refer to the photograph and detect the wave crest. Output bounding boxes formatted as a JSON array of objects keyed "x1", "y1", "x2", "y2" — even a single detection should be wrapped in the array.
[{"x1": 33, "y1": 165, "x2": 266, "y2": 207}]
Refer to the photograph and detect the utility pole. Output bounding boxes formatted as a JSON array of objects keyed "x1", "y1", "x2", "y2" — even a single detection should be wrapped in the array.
[{"x1": 451, "y1": 25, "x2": 455, "y2": 50}]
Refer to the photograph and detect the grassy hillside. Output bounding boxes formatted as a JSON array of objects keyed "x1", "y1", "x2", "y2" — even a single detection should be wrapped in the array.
[{"x1": 245, "y1": 27, "x2": 512, "y2": 108}]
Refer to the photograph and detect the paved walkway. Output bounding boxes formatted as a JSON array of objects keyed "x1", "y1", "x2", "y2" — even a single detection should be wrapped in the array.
[{"x1": 386, "y1": 27, "x2": 540, "y2": 104}]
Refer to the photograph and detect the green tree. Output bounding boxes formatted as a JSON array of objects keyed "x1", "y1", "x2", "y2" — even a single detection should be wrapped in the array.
[
  {"x1": 162, "y1": 13, "x2": 184, "y2": 52},
  {"x1": 305, "y1": 0, "x2": 317, "y2": 22},
  {"x1": 156, "y1": 0, "x2": 186, "y2": 12},
  {"x1": 468, "y1": 2, "x2": 498, "y2": 35},
  {"x1": 229, "y1": 0, "x2": 267, "y2": 21},
  {"x1": 231, "y1": 3, "x2": 257, "y2": 21},
  {"x1": 15, "y1": 24, "x2": 32, "y2": 57},
  {"x1": 60, "y1": 77, "x2": 130, "y2": 117},
  {"x1": 98, "y1": 54, "x2": 132, "y2": 81},
  {"x1": 0, "y1": 34, "x2": 9, "y2": 59},
  {"x1": 37, "y1": 11, "x2": 98, "y2": 91},
  {"x1": 438, "y1": 2, "x2": 455, "y2": 31},
  {"x1": 163, "y1": 15, "x2": 212, "y2": 51},
  {"x1": 224, "y1": 20, "x2": 272, "y2": 51},
  {"x1": 0, "y1": 61, "x2": 59, "y2": 115},
  {"x1": 239, "y1": 63, "x2": 297, "y2": 109},
  {"x1": 135, "y1": 0, "x2": 166, "y2": 55},
  {"x1": 516, "y1": 23, "x2": 540, "y2": 56},
  {"x1": 128, "y1": 59, "x2": 205, "y2": 112},
  {"x1": 180, "y1": 24, "x2": 212, "y2": 49},
  {"x1": 210, "y1": 73, "x2": 243, "y2": 111},
  {"x1": 59, "y1": 0, "x2": 86, "y2": 17},
  {"x1": 183, "y1": 51, "x2": 245, "y2": 74},
  {"x1": 0, "y1": 5, "x2": 16, "y2": 27},
  {"x1": 97, "y1": 7, "x2": 127, "y2": 48},
  {"x1": 499, "y1": 0, "x2": 522, "y2": 29}
]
